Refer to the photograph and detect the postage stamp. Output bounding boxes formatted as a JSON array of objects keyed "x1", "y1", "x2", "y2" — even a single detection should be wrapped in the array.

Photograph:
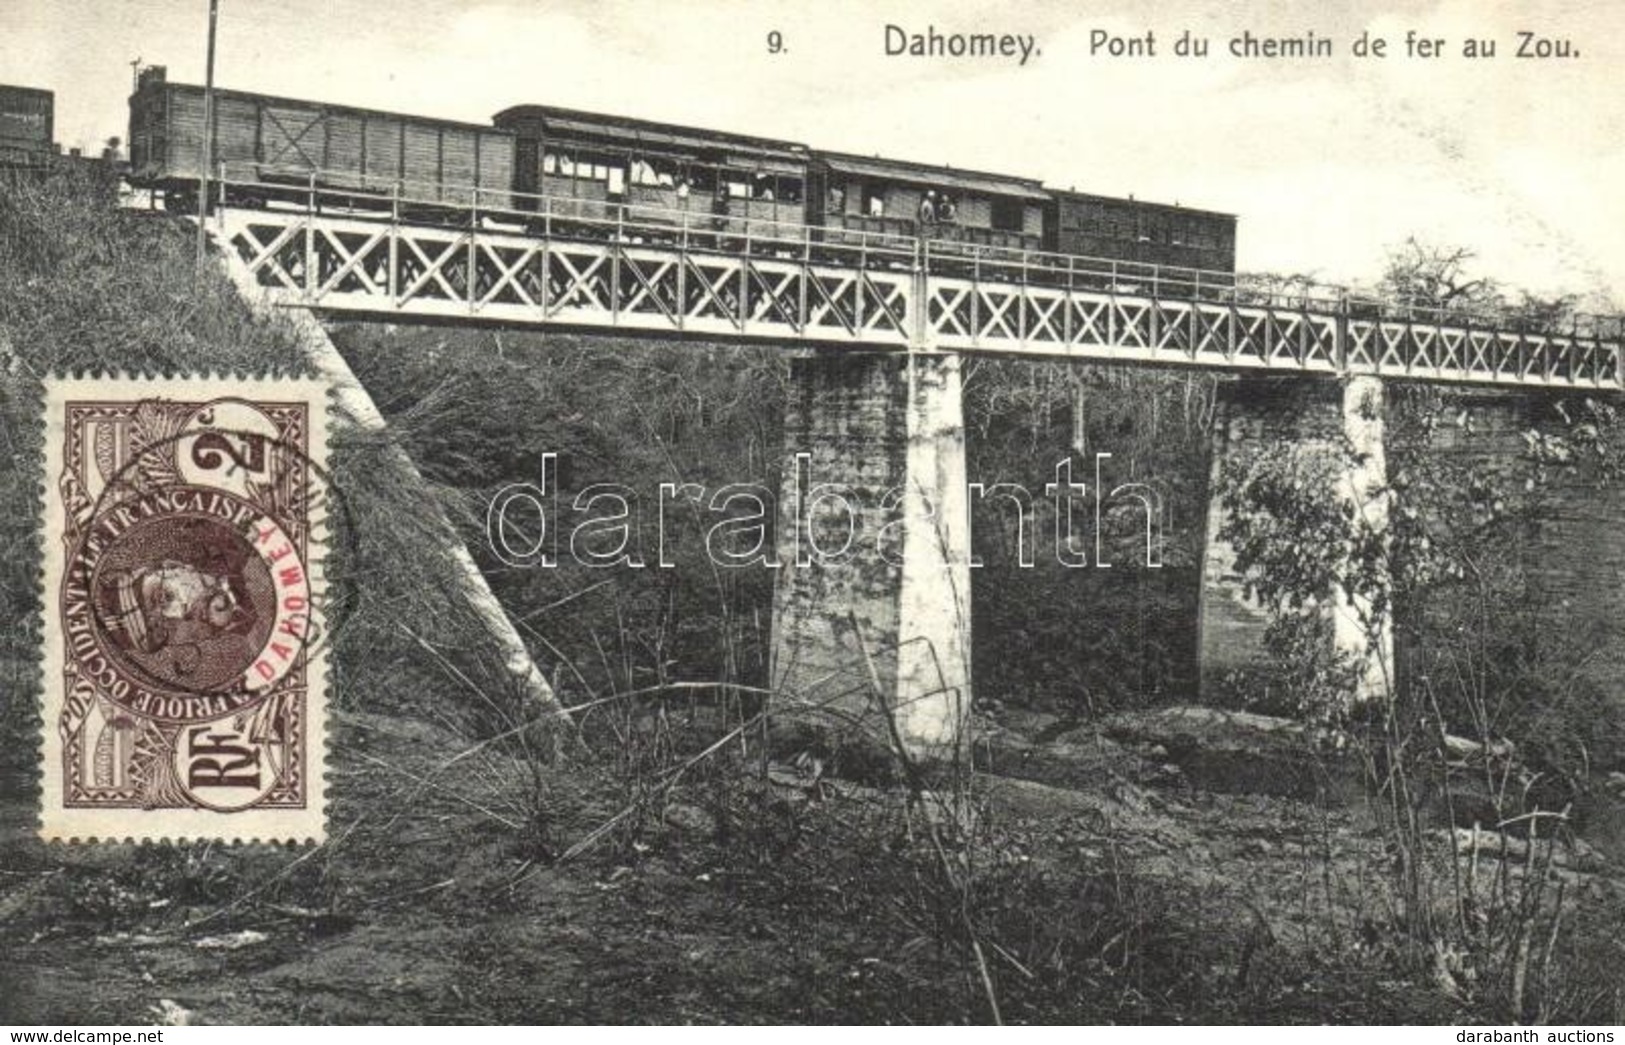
[{"x1": 39, "y1": 378, "x2": 329, "y2": 842}]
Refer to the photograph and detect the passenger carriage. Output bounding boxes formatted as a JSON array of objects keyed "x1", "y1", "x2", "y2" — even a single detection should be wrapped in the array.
[
  {"x1": 491, "y1": 104, "x2": 811, "y2": 248},
  {"x1": 809, "y1": 150, "x2": 1047, "y2": 255},
  {"x1": 1046, "y1": 190, "x2": 1238, "y2": 296}
]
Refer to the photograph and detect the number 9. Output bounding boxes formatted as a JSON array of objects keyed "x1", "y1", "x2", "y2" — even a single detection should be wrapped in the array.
[{"x1": 767, "y1": 30, "x2": 784, "y2": 54}]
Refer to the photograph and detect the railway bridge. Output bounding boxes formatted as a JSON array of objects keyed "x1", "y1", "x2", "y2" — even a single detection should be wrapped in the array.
[{"x1": 205, "y1": 186, "x2": 1625, "y2": 755}]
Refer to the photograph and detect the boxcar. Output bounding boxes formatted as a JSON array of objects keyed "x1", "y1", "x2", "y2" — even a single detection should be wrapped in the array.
[
  {"x1": 127, "y1": 67, "x2": 514, "y2": 211},
  {"x1": 493, "y1": 104, "x2": 810, "y2": 239},
  {"x1": 0, "y1": 84, "x2": 55, "y2": 169},
  {"x1": 809, "y1": 150, "x2": 1048, "y2": 252},
  {"x1": 1047, "y1": 190, "x2": 1237, "y2": 274}
]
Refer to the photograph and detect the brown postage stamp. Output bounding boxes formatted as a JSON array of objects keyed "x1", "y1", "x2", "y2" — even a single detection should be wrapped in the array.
[{"x1": 40, "y1": 378, "x2": 329, "y2": 842}]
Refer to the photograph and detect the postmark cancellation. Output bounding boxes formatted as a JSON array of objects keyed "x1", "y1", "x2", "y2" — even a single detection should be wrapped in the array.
[{"x1": 39, "y1": 377, "x2": 329, "y2": 842}]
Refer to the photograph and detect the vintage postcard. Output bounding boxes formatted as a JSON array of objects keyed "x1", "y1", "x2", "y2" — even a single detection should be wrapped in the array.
[
  {"x1": 39, "y1": 378, "x2": 328, "y2": 842},
  {"x1": 3, "y1": 0, "x2": 1623, "y2": 1030}
]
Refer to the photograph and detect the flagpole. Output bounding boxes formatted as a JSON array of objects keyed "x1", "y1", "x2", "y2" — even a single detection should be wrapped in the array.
[{"x1": 195, "y1": 0, "x2": 219, "y2": 267}]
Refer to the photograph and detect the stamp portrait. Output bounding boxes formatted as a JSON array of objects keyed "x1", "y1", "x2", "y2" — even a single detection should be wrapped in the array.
[{"x1": 39, "y1": 378, "x2": 329, "y2": 842}]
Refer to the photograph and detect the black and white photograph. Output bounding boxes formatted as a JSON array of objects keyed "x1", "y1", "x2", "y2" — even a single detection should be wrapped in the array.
[{"x1": 2, "y1": 0, "x2": 1623, "y2": 1028}]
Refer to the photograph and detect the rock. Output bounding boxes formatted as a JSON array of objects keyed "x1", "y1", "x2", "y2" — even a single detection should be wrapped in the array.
[
  {"x1": 1098, "y1": 706, "x2": 1364, "y2": 805},
  {"x1": 972, "y1": 724, "x2": 1151, "y2": 792},
  {"x1": 150, "y1": 999, "x2": 198, "y2": 1025},
  {"x1": 194, "y1": 929, "x2": 269, "y2": 950},
  {"x1": 997, "y1": 708, "x2": 1063, "y2": 740},
  {"x1": 662, "y1": 802, "x2": 718, "y2": 838}
]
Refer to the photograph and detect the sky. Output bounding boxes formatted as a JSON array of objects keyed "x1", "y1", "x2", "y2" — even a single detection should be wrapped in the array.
[{"x1": 4, "y1": 0, "x2": 1622, "y2": 306}]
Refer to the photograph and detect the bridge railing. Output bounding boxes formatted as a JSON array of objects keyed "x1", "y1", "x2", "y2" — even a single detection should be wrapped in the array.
[
  {"x1": 205, "y1": 162, "x2": 1624, "y2": 344},
  {"x1": 211, "y1": 162, "x2": 922, "y2": 270}
]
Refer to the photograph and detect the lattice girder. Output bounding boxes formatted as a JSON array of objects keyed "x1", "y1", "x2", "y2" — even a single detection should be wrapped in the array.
[{"x1": 215, "y1": 208, "x2": 1621, "y2": 390}]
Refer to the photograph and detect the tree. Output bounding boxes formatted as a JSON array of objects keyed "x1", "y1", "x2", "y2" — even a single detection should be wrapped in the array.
[{"x1": 1378, "y1": 238, "x2": 1502, "y2": 318}]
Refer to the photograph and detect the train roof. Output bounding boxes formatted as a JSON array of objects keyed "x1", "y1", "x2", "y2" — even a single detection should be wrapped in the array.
[
  {"x1": 493, "y1": 104, "x2": 808, "y2": 164},
  {"x1": 1050, "y1": 186, "x2": 1236, "y2": 221},
  {"x1": 0, "y1": 84, "x2": 54, "y2": 99},
  {"x1": 813, "y1": 150, "x2": 1049, "y2": 202},
  {"x1": 134, "y1": 76, "x2": 509, "y2": 136}
]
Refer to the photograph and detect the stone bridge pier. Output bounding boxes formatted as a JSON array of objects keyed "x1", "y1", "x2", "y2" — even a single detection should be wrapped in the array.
[
  {"x1": 1198, "y1": 375, "x2": 1394, "y2": 709},
  {"x1": 1198, "y1": 374, "x2": 1625, "y2": 719},
  {"x1": 769, "y1": 351, "x2": 972, "y2": 759},
  {"x1": 771, "y1": 358, "x2": 1625, "y2": 756}
]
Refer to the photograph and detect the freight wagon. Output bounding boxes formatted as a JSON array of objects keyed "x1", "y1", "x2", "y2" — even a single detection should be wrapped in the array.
[
  {"x1": 0, "y1": 84, "x2": 55, "y2": 170},
  {"x1": 127, "y1": 67, "x2": 514, "y2": 213}
]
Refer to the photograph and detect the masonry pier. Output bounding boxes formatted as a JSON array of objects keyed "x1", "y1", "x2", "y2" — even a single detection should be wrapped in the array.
[
  {"x1": 1198, "y1": 376, "x2": 1393, "y2": 708},
  {"x1": 769, "y1": 351, "x2": 972, "y2": 758}
]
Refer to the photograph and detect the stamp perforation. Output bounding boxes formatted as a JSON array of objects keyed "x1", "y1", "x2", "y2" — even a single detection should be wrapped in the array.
[{"x1": 37, "y1": 375, "x2": 330, "y2": 844}]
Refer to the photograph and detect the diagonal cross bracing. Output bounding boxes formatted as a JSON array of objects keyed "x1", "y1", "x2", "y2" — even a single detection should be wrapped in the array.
[{"x1": 217, "y1": 208, "x2": 1623, "y2": 391}]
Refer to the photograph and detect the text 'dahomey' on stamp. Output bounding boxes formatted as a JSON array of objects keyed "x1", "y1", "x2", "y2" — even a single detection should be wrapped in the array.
[{"x1": 40, "y1": 377, "x2": 329, "y2": 842}]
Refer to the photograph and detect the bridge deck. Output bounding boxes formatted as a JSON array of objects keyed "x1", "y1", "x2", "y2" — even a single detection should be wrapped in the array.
[{"x1": 213, "y1": 194, "x2": 1623, "y2": 391}]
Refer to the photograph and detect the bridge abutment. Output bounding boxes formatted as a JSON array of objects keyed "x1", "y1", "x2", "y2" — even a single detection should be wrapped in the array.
[
  {"x1": 769, "y1": 351, "x2": 972, "y2": 759},
  {"x1": 1198, "y1": 376, "x2": 1393, "y2": 709}
]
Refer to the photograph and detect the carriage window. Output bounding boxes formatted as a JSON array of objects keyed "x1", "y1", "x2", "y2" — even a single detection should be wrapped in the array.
[
  {"x1": 547, "y1": 149, "x2": 619, "y2": 182},
  {"x1": 688, "y1": 165, "x2": 716, "y2": 193},
  {"x1": 778, "y1": 177, "x2": 803, "y2": 203},
  {"x1": 629, "y1": 155, "x2": 680, "y2": 187},
  {"x1": 991, "y1": 197, "x2": 1023, "y2": 232}
]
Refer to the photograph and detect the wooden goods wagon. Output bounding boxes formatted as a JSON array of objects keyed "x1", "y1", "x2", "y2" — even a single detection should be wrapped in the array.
[
  {"x1": 127, "y1": 67, "x2": 514, "y2": 210},
  {"x1": 0, "y1": 84, "x2": 54, "y2": 168},
  {"x1": 493, "y1": 104, "x2": 810, "y2": 238}
]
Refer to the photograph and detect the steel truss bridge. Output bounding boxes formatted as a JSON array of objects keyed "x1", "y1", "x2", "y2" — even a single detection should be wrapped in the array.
[{"x1": 210, "y1": 178, "x2": 1624, "y2": 391}]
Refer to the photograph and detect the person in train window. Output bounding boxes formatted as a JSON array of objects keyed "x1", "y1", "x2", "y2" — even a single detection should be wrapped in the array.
[
  {"x1": 939, "y1": 194, "x2": 957, "y2": 222},
  {"x1": 919, "y1": 191, "x2": 937, "y2": 224},
  {"x1": 676, "y1": 177, "x2": 690, "y2": 201}
]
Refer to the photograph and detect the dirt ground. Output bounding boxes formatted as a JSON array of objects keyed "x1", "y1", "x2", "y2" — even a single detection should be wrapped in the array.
[{"x1": 3, "y1": 695, "x2": 1623, "y2": 1025}]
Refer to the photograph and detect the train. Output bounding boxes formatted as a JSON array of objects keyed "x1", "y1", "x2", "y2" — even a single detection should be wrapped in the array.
[
  {"x1": 124, "y1": 66, "x2": 1237, "y2": 274},
  {"x1": 0, "y1": 84, "x2": 56, "y2": 171}
]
